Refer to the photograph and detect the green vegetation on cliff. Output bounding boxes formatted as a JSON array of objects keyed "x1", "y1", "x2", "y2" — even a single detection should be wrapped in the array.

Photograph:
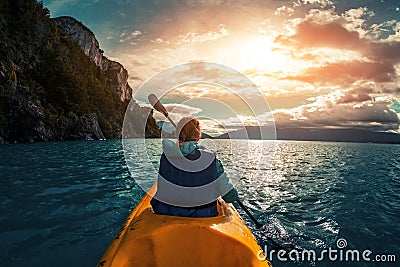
[{"x1": 0, "y1": 0, "x2": 152, "y2": 142}]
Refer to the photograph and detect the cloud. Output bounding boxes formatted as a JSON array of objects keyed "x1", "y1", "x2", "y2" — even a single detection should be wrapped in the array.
[
  {"x1": 263, "y1": 6, "x2": 400, "y2": 132},
  {"x1": 284, "y1": 60, "x2": 396, "y2": 85},
  {"x1": 154, "y1": 103, "x2": 202, "y2": 123},
  {"x1": 275, "y1": 16, "x2": 400, "y2": 86},
  {"x1": 374, "y1": 20, "x2": 399, "y2": 42},
  {"x1": 155, "y1": 83, "x2": 266, "y2": 119},
  {"x1": 342, "y1": 7, "x2": 374, "y2": 38},
  {"x1": 119, "y1": 29, "x2": 143, "y2": 43},
  {"x1": 274, "y1": 6, "x2": 294, "y2": 17},
  {"x1": 276, "y1": 21, "x2": 365, "y2": 50},
  {"x1": 196, "y1": 119, "x2": 229, "y2": 136},
  {"x1": 276, "y1": 12, "x2": 400, "y2": 63},
  {"x1": 151, "y1": 38, "x2": 170, "y2": 45},
  {"x1": 96, "y1": 0, "x2": 400, "y2": 134},
  {"x1": 177, "y1": 24, "x2": 230, "y2": 45},
  {"x1": 166, "y1": 103, "x2": 202, "y2": 115},
  {"x1": 336, "y1": 87, "x2": 373, "y2": 104},
  {"x1": 272, "y1": 91, "x2": 400, "y2": 132},
  {"x1": 131, "y1": 30, "x2": 143, "y2": 38},
  {"x1": 304, "y1": 8, "x2": 340, "y2": 24},
  {"x1": 369, "y1": 41, "x2": 400, "y2": 63},
  {"x1": 299, "y1": 0, "x2": 334, "y2": 7}
]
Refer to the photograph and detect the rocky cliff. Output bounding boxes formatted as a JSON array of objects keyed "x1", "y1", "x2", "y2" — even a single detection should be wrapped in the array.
[
  {"x1": 55, "y1": 16, "x2": 160, "y2": 139},
  {"x1": 0, "y1": 0, "x2": 159, "y2": 143},
  {"x1": 55, "y1": 16, "x2": 106, "y2": 68},
  {"x1": 55, "y1": 16, "x2": 132, "y2": 103}
]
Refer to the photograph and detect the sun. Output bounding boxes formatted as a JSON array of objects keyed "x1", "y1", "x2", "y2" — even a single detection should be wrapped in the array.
[{"x1": 238, "y1": 36, "x2": 289, "y2": 72}]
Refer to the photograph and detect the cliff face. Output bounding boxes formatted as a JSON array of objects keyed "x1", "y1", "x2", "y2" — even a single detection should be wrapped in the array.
[
  {"x1": 55, "y1": 16, "x2": 160, "y2": 139},
  {"x1": 55, "y1": 16, "x2": 132, "y2": 103},
  {"x1": 0, "y1": 0, "x2": 159, "y2": 143},
  {"x1": 55, "y1": 17, "x2": 106, "y2": 68}
]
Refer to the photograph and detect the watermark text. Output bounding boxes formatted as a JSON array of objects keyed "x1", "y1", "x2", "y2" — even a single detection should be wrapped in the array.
[{"x1": 258, "y1": 238, "x2": 397, "y2": 263}]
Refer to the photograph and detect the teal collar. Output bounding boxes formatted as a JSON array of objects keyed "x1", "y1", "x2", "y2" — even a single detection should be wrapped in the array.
[
  {"x1": 162, "y1": 139, "x2": 200, "y2": 157},
  {"x1": 180, "y1": 141, "x2": 199, "y2": 156}
]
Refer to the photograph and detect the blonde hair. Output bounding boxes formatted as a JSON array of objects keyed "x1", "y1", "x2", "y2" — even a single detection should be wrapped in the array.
[{"x1": 176, "y1": 117, "x2": 201, "y2": 142}]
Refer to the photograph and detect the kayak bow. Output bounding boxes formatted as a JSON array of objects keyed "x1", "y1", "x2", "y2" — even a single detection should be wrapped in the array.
[{"x1": 97, "y1": 184, "x2": 271, "y2": 267}]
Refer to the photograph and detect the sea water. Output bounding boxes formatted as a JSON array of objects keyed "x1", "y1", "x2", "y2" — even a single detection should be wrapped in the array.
[{"x1": 0, "y1": 139, "x2": 399, "y2": 266}]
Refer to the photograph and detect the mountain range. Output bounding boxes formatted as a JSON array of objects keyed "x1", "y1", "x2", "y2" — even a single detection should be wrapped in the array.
[{"x1": 216, "y1": 126, "x2": 400, "y2": 144}]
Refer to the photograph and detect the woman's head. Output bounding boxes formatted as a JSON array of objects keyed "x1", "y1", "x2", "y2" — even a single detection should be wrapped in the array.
[{"x1": 176, "y1": 117, "x2": 201, "y2": 142}]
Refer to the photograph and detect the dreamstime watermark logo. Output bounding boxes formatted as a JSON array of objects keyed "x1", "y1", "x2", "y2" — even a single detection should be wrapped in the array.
[
  {"x1": 122, "y1": 62, "x2": 277, "y2": 205},
  {"x1": 258, "y1": 238, "x2": 397, "y2": 263}
]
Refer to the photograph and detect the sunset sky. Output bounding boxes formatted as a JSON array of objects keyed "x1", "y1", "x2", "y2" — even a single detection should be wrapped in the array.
[{"x1": 42, "y1": 0, "x2": 400, "y2": 136}]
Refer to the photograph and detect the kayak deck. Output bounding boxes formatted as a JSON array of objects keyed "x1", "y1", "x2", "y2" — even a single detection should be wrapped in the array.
[{"x1": 97, "y1": 185, "x2": 271, "y2": 267}]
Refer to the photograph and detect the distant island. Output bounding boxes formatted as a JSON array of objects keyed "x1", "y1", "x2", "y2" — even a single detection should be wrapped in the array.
[
  {"x1": 154, "y1": 122, "x2": 400, "y2": 144},
  {"x1": 214, "y1": 126, "x2": 400, "y2": 144}
]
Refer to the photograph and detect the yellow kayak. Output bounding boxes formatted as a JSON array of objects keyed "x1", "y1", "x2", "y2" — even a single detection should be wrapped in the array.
[{"x1": 97, "y1": 184, "x2": 272, "y2": 267}]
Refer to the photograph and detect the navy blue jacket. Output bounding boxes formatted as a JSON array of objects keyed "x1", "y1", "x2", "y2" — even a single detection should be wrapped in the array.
[
  {"x1": 150, "y1": 148, "x2": 219, "y2": 217},
  {"x1": 151, "y1": 139, "x2": 238, "y2": 217}
]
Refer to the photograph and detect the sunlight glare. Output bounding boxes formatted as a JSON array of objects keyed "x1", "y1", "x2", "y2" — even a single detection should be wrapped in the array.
[{"x1": 239, "y1": 36, "x2": 289, "y2": 72}]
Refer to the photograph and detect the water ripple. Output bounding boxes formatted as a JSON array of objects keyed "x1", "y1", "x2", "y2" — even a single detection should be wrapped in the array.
[{"x1": 1, "y1": 140, "x2": 400, "y2": 266}]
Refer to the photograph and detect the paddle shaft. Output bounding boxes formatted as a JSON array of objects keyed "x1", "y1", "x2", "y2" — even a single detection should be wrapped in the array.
[
  {"x1": 236, "y1": 199, "x2": 263, "y2": 229},
  {"x1": 148, "y1": 94, "x2": 177, "y2": 128},
  {"x1": 165, "y1": 116, "x2": 177, "y2": 129},
  {"x1": 237, "y1": 199, "x2": 288, "y2": 250},
  {"x1": 237, "y1": 200, "x2": 289, "y2": 250}
]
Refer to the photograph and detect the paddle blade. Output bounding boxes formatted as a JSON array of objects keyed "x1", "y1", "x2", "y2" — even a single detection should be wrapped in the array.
[{"x1": 148, "y1": 94, "x2": 168, "y2": 116}]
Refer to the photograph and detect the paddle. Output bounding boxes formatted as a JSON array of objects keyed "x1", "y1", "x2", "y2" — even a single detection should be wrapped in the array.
[
  {"x1": 148, "y1": 94, "x2": 177, "y2": 128},
  {"x1": 236, "y1": 199, "x2": 263, "y2": 228},
  {"x1": 237, "y1": 199, "x2": 297, "y2": 250}
]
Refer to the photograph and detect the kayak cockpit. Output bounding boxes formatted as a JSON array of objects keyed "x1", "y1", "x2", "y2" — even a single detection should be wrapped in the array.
[{"x1": 97, "y1": 184, "x2": 271, "y2": 267}]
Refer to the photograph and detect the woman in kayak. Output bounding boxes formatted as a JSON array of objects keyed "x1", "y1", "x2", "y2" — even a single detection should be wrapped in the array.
[{"x1": 150, "y1": 116, "x2": 238, "y2": 218}]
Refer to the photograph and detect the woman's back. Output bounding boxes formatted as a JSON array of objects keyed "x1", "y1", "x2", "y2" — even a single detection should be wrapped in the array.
[{"x1": 150, "y1": 117, "x2": 238, "y2": 218}]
